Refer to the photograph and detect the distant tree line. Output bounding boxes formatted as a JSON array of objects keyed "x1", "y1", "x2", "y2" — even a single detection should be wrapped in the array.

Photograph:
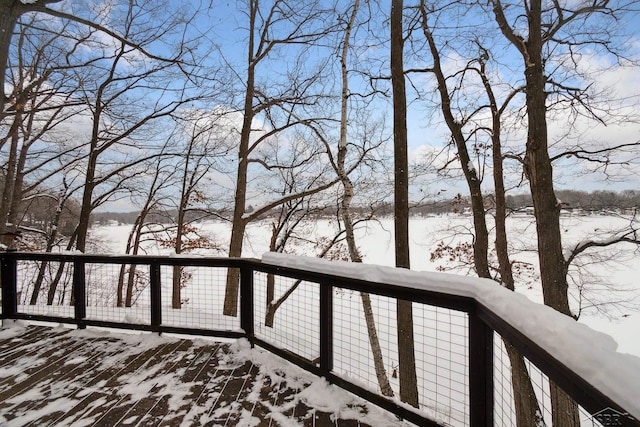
[
  {"x1": 88, "y1": 189, "x2": 640, "y2": 225},
  {"x1": 506, "y1": 189, "x2": 640, "y2": 212}
]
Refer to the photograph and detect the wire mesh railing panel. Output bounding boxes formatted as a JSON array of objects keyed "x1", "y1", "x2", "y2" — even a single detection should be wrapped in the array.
[
  {"x1": 15, "y1": 259, "x2": 74, "y2": 318},
  {"x1": 85, "y1": 263, "x2": 150, "y2": 325},
  {"x1": 333, "y1": 290, "x2": 397, "y2": 395},
  {"x1": 160, "y1": 265, "x2": 239, "y2": 331},
  {"x1": 253, "y1": 272, "x2": 320, "y2": 362},
  {"x1": 332, "y1": 289, "x2": 470, "y2": 426},
  {"x1": 493, "y1": 333, "x2": 517, "y2": 426},
  {"x1": 493, "y1": 331, "x2": 554, "y2": 426},
  {"x1": 414, "y1": 304, "x2": 469, "y2": 426},
  {"x1": 493, "y1": 331, "x2": 612, "y2": 427}
]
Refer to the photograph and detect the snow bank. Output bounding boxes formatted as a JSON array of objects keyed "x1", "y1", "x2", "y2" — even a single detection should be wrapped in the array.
[{"x1": 261, "y1": 252, "x2": 640, "y2": 420}]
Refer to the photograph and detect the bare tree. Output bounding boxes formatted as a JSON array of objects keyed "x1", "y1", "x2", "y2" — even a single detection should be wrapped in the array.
[
  {"x1": 491, "y1": 0, "x2": 568, "y2": 318},
  {"x1": 1, "y1": 14, "x2": 88, "y2": 248},
  {"x1": 0, "y1": 0, "x2": 185, "y2": 120},
  {"x1": 0, "y1": 0, "x2": 61, "y2": 118},
  {"x1": 390, "y1": 0, "x2": 419, "y2": 408},
  {"x1": 487, "y1": 2, "x2": 640, "y2": 423},
  {"x1": 261, "y1": 0, "x2": 395, "y2": 397},
  {"x1": 153, "y1": 111, "x2": 230, "y2": 308},
  {"x1": 0, "y1": 1, "x2": 213, "y2": 253},
  {"x1": 28, "y1": 178, "x2": 78, "y2": 304},
  {"x1": 67, "y1": 1, "x2": 206, "y2": 253},
  {"x1": 414, "y1": 3, "x2": 545, "y2": 423},
  {"x1": 222, "y1": 0, "x2": 340, "y2": 316},
  {"x1": 332, "y1": 0, "x2": 393, "y2": 398},
  {"x1": 416, "y1": 3, "x2": 490, "y2": 279},
  {"x1": 263, "y1": 196, "x2": 318, "y2": 328},
  {"x1": 115, "y1": 143, "x2": 176, "y2": 308}
]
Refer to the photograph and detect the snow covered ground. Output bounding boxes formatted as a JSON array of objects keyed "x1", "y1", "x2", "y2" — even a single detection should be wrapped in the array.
[{"x1": 93, "y1": 214, "x2": 640, "y2": 358}]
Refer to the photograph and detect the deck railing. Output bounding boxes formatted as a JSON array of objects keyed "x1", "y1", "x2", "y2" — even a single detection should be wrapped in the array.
[{"x1": 1, "y1": 251, "x2": 638, "y2": 427}]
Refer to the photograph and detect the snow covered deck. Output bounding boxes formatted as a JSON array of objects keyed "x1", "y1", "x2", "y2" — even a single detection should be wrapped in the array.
[{"x1": 0, "y1": 323, "x2": 407, "y2": 426}]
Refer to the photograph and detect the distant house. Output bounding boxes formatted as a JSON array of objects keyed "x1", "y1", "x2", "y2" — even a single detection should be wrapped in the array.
[{"x1": 513, "y1": 206, "x2": 535, "y2": 216}]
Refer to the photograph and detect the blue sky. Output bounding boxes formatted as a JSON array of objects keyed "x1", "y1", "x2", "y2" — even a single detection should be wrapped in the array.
[{"x1": 38, "y1": 0, "x2": 638, "y2": 211}]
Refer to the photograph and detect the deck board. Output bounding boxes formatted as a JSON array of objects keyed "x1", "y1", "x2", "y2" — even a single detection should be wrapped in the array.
[{"x1": 0, "y1": 324, "x2": 409, "y2": 426}]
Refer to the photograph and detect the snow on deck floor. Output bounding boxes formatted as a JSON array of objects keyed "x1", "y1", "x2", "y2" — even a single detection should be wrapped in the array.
[{"x1": 0, "y1": 322, "x2": 411, "y2": 427}]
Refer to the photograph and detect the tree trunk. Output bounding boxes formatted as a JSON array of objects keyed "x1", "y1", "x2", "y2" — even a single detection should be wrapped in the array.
[
  {"x1": 223, "y1": 218, "x2": 246, "y2": 315},
  {"x1": 523, "y1": 18, "x2": 571, "y2": 316},
  {"x1": 525, "y1": 81, "x2": 572, "y2": 315},
  {"x1": 223, "y1": 0, "x2": 256, "y2": 316},
  {"x1": 0, "y1": 109, "x2": 21, "y2": 248},
  {"x1": 223, "y1": 71, "x2": 253, "y2": 315},
  {"x1": 335, "y1": 0, "x2": 393, "y2": 398},
  {"x1": 359, "y1": 291, "x2": 394, "y2": 397},
  {"x1": 520, "y1": 1, "x2": 578, "y2": 424},
  {"x1": 550, "y1": 382, "x2": 580, "y2": 427},
  {"x1": 74, "y1": 92, "x2": 103, "y2": 253},
  {"x1": 75, "y1": 151, "x2": 97, "y2": 253},
  {"x1": 265, "y1": 278, "x2": 301, "y2": 328},
  {"x1": 419, "y1": 7, "x2": 490, "y2": 278},
  {"x1": 172, "y1": 198, "x2": 186, "y2": 309},
  {"x1": 6, "y1": 116, "x2": 29, "y2": 231},
  {"x1": 47, "y1": 261, "x2": 67, "y2": 305},
  {"x1": 0, "y1": 1, "x2": 19, "y2": 119},
  {"x1": 490, "y1": 0, "x2": 580, "y2": 423},
  {"x1": 118, "y1": 216, "x2": 139, "y2": 307},
  {"x1": 30, "y1": 195, "x2": 64, "y2": 305},
  {"x1": 421, "y1": 4, "x2": 547, "y2": 422},
  {"x1": 125, "y1": 264, "x2": 137, "y2": 307},
  {"x1": 116, "y1": 264, "x2": 127, "y2": 308},
  {"x1": 75, "y1": 35, "x2": 117, "y2": 253},
  {"x1": 47, "y1": 233, "x2": 76, "y2": 305},
  {"x1": 172, "y1": 265, "x2": 182, "y2": 309},
  {"x1": 505, "y1": 342, "x2": 546, "y2": 426},
  {"x1": 484, "y1": 62, "x2": 545, "y2": 427},
  {"x1": 264, "y1": 224, "x2": 278, "y2": 327},
  {"x1": 391, "y1": 0, "x2": 419, "y2": 408},
  {"x1": 494, "y1": 157, "x2": 546, "y2": 426}
]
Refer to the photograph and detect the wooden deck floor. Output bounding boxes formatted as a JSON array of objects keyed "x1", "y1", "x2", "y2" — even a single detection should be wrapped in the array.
[{"x1": 0, "y1": 323, "x2": 408, "y2": 427}]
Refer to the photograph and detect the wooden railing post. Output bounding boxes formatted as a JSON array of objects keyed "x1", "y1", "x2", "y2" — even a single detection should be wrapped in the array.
[
  {"x1": 319, "y1": 281, "x2": 333, "y2": 375},
  {"x1": 469, "y1": 311, "x2": 494, "y2": 427},
  {"x1": 1, "y1": 253, "x2": 17, "y2": 319},
  {"x1": 73, "y1": 260, "x2": 86, "y2": 329},
  {"x1": 150, "y1": 261, "x2": 162, "y2": 333},
  {"x1": 240, "y1": 266, "x2": 254, "y2": 343}
]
